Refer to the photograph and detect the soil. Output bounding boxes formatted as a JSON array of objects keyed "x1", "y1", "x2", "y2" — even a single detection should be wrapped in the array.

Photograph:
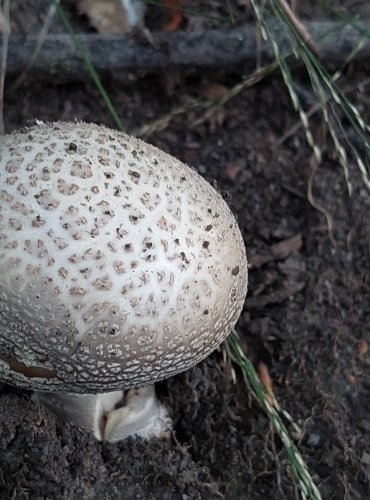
[{"x1": 1, "y1": 2, "x2": 370, "y2": 499}]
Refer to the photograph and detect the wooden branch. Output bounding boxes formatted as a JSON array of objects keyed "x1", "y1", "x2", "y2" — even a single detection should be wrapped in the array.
[{"x1": 3, "y1": 21, "x2": 370, "y2": 80}]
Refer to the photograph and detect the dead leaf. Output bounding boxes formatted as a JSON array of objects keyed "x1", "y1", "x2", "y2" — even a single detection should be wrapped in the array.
[
  {"x1": 345, "y1": 372, "x2": 356, "y2": 385},
  {"x1": 278, "y1": 254, "x2": 306, "y2": 281},
  {"x1": 271, "y1": 234, "x2": 302, "y2": 259},
  {"x1": 248, "y1": 254, "x2": 272, "y2": 268},
  {"x1": 161, "y1": 0, "x2": 182, "y2": 32},
  {"x1": 78, "y1": 0, "x2": 145, "y2": 33},
  {"x1": 249, "y1": 234, "x2": 302, "y2": 269},
  {"x1": 224, "y1": 158, "x2": 247, "y2": 180},
  {"x1": 358, "y1": 339, "x2": 368, "y2": 357},
  {"x1": 246, "y1": 281, "x2": 305, "y2": 308},
  {"x1": 258, "y1": 361, "x2": 273, "y2": 405},
  {"x1": 199, "y1": 82, "x2": 229, "y2": 100}
]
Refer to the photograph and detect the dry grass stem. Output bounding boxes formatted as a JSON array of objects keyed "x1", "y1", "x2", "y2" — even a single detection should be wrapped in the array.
[
  {"x1": 307, "y1": 153, "x2": 335, "y2": 245},
  {"x1": 276, "y1": 0, "x2": 318, "y2": 54},
  {"x1": 11, "y1": 0, "x2": 59, "y2": 91},
  {"x1": 135, "y1": 62, "x2": 278, "y2": 138}
]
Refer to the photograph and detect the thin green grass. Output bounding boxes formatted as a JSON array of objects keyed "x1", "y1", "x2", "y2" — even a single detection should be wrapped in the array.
[
  {"x1": 53, "y1": 0, "x2": 125, "y2": 132},
  {"x1": 251, "y1": 0, "x2": 370, "y2": 191},
  {"x1": 225, "y1": 0, "x2": 236, "y2": 24},
  {"x1": 227, "y1": 332, "x2": 322, "y2": 500}
]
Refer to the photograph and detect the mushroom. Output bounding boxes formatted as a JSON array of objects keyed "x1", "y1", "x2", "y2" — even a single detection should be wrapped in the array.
[{"x1": 0, "y1": 121, "x2": 248, "y2": 441}]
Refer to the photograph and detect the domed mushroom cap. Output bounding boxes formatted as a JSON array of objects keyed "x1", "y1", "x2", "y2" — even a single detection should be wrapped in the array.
[{"x1": 0, "y1": 122, "x2": 247, "y2": 393}]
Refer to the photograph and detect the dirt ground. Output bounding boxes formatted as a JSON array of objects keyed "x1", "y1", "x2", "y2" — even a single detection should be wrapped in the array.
[{"x1": 1, "y1": 2, "x2": 370, "y2": 499}]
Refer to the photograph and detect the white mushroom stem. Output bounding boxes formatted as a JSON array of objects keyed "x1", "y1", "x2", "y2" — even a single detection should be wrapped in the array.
[{"x1": 33, "y1": 385, "x2": 172, "y2": 442}]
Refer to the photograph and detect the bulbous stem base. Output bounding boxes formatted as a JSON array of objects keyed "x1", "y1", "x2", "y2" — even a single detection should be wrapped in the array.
[{"x1": 33, "y1": 385, "x2": 172, "y2": 442}]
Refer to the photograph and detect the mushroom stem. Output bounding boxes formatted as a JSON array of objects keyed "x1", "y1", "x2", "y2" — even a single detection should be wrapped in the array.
[{"x1": 33, "y1": 385, "x2": 172, "y2": 442}]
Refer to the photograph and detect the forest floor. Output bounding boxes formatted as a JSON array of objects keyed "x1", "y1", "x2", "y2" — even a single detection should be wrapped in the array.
[{"x1": 1, "y1": 1, "x2": 369, "y2": 498}]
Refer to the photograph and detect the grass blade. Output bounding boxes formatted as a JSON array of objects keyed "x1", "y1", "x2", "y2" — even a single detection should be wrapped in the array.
[
  {"x1": 53, "y1": 0, "x2": 125, "y2": 132},
  {"x1": 227, "y1": 332, "x2": 322, "y2": 500}
]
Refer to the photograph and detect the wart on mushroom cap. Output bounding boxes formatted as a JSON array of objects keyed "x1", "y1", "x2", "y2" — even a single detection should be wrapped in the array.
[{"x1": 0, "y1": 121, "x2": 248, "y2": 441}]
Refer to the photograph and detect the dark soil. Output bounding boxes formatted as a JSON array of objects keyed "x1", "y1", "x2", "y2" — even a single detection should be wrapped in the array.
[{"x1": 1, "y1": 2, "x2": 369, "y2": 499}]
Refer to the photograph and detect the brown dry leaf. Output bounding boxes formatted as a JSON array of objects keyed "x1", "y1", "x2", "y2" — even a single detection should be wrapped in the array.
[
  {"x1": 78, "y1": 0, "x2": 145, "y2": 33},
  {"x1": 224, "y1": 158, "x2": 247, "y2": 180},
  {"x1": 257, "y1": 361, "x2": 273, "y2": 405},
  {"x1": 200, "y1": 83, "x2": 229, "y2": 100},
  {"x1": 161, "y1": 0, "x2": 182, "y2": 32},
  {"x1": 271, "y1": 234, "x2": 302, "y2": 259},
  {"x1": 345, "y1": 372, "x2": 356, "y2": 385},
  {"x1": 249, "y1": 234, "x2": 302, "y2": 269},
  {"x1": 358, "y1": 339, "x2": 368, "y2": 357},
  {"x1": 278, "y1": 254, "x2": 306, "y2": 282},
  {"x1": 246, "y1": 280, "x2": 305, "y2": 308},
  {"x1": 248, "y1": 254, "x2": 272, "y2": 268}
]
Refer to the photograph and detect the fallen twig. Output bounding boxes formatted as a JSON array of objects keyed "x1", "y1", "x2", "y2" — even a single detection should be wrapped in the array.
[{"x1": 3, "y1": 21, "x2": 370, "y2": 80}]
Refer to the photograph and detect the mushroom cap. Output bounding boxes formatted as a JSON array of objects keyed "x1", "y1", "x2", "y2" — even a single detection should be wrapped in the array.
[{"x1": 0, "y1": 122, "x2": 247, "y2": 393}]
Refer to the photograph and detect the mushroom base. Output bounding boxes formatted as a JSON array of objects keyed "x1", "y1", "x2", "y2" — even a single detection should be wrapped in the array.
[{"x1": 33, "y1": 385, "x2": 172, "y2": 442}]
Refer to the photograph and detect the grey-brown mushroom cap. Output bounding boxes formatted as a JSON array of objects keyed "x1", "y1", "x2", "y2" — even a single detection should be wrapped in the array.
[{"x1": 0, "y1": 121, "x2": 248, "y2": 393}]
